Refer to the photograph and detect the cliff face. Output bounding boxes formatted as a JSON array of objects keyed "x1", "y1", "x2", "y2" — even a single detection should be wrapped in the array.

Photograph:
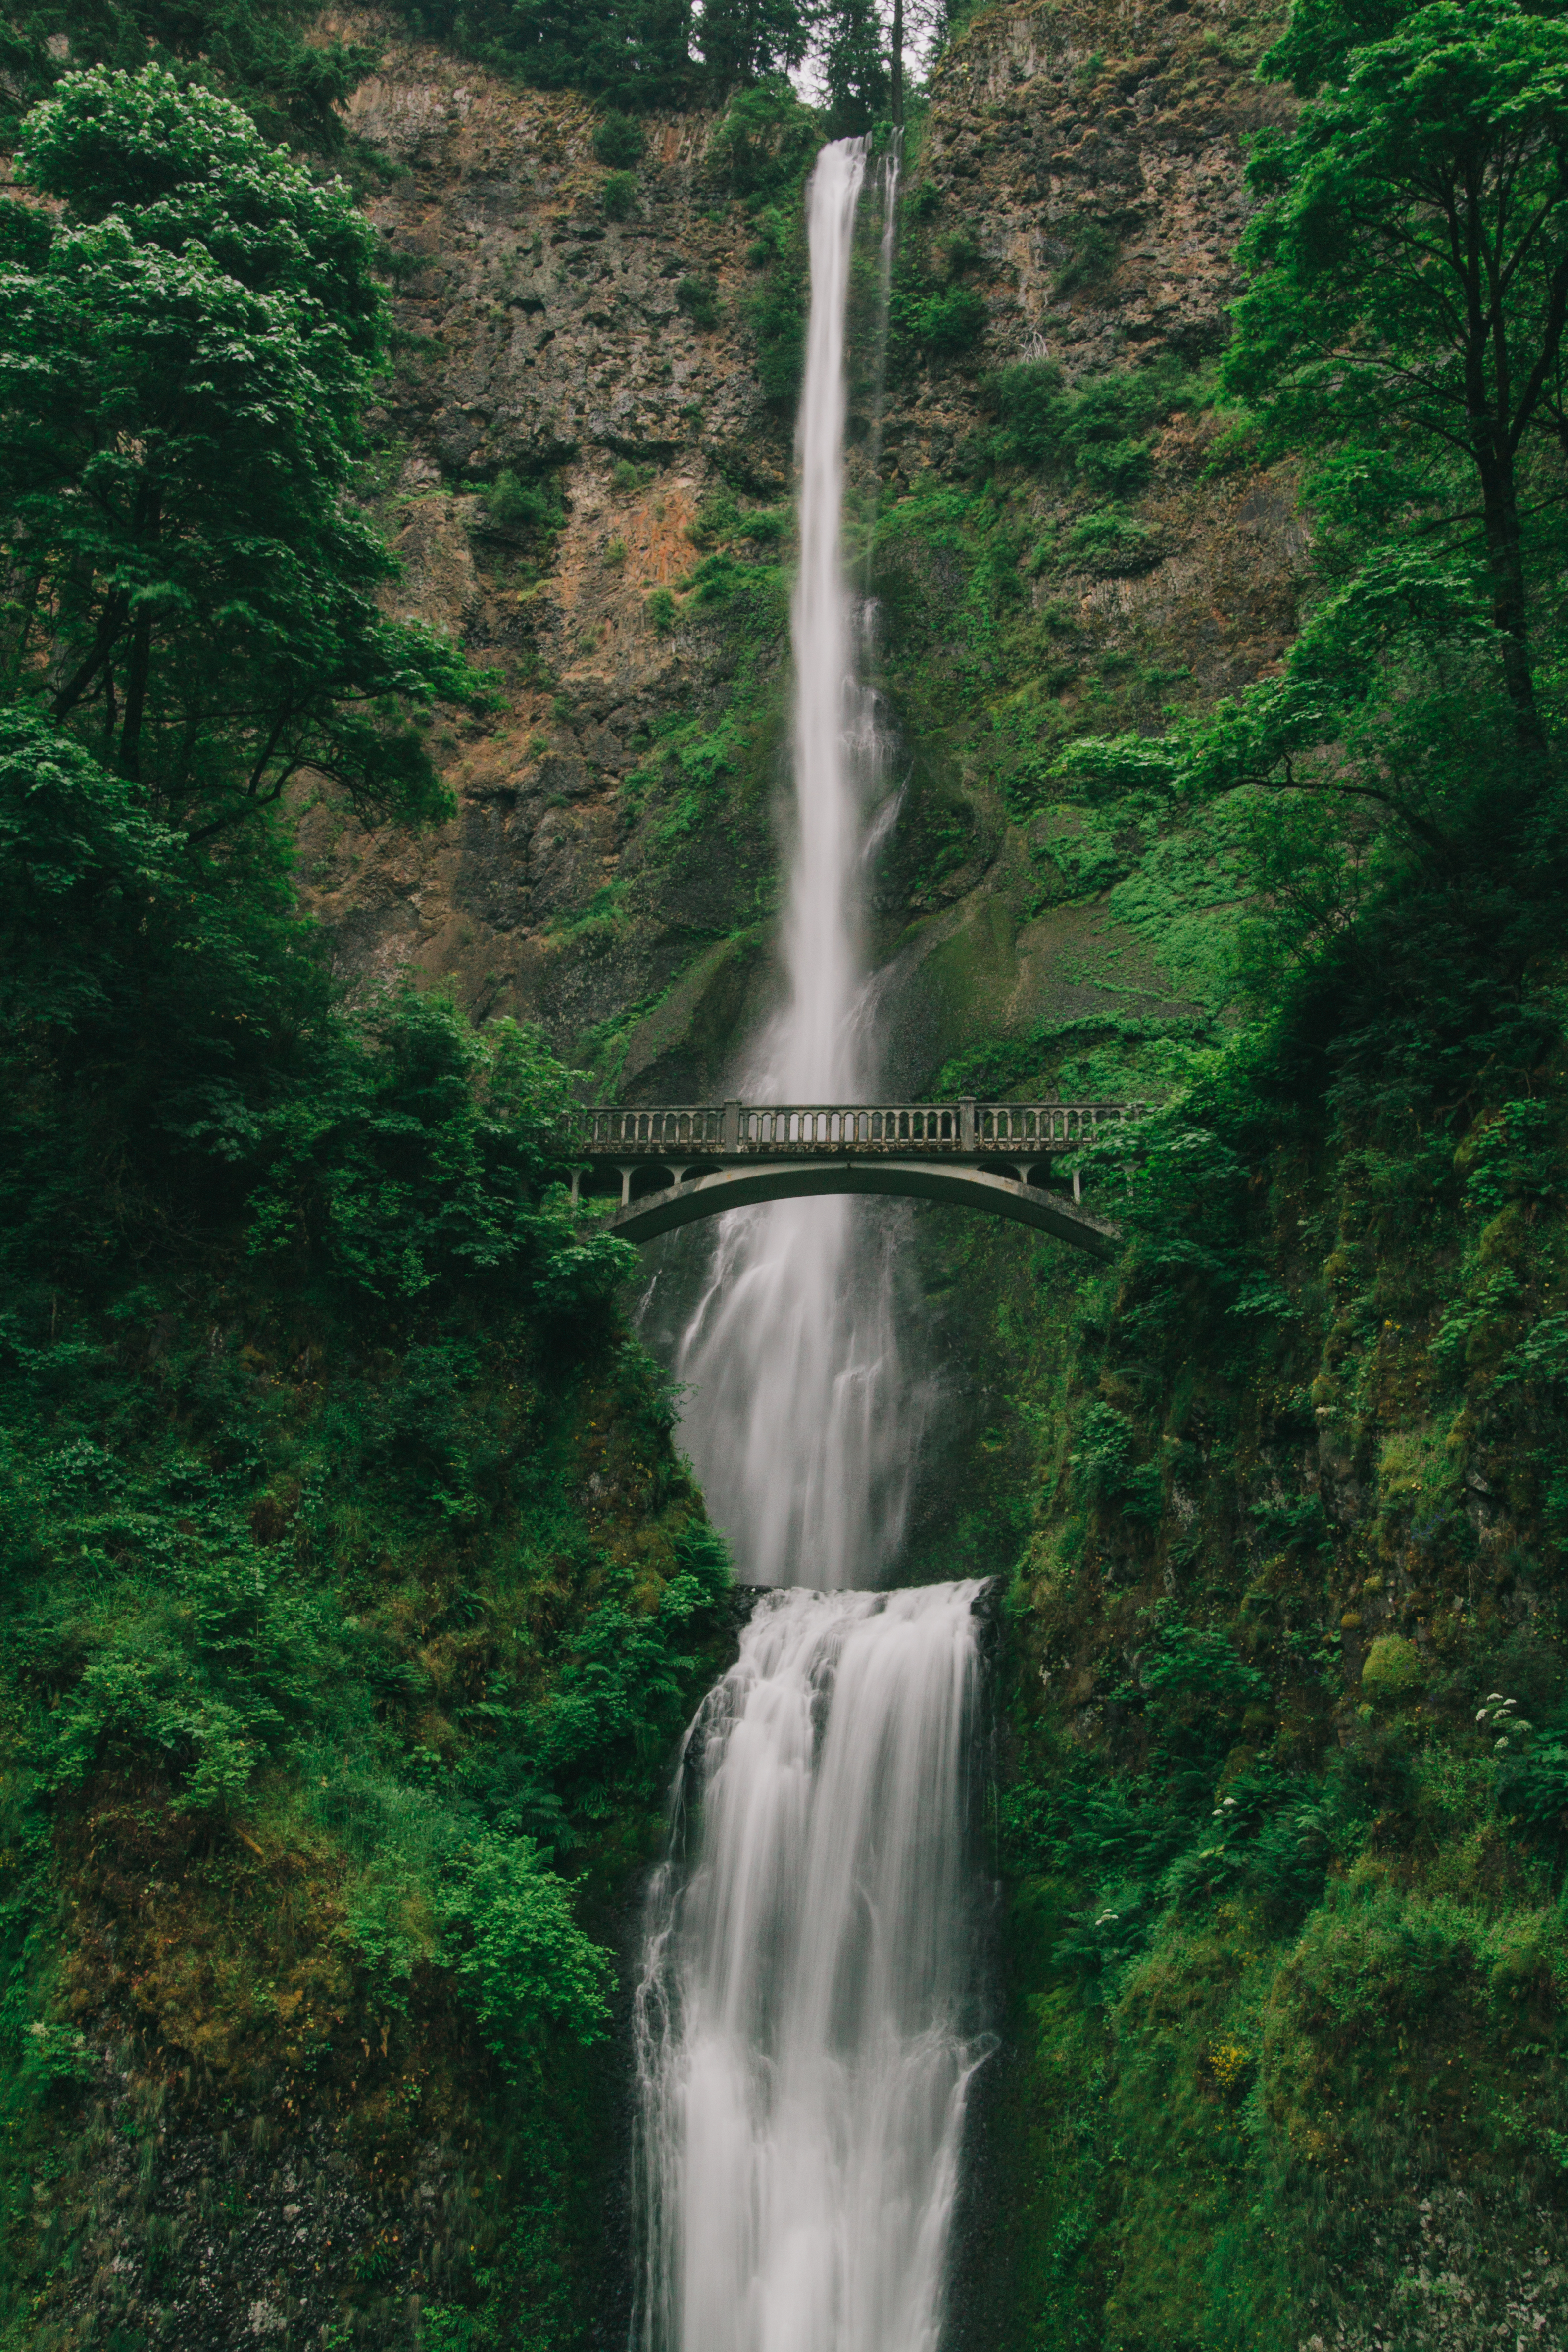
[{"x1": 301, "y1": 0, "x2": 1300, "y2": 1101}]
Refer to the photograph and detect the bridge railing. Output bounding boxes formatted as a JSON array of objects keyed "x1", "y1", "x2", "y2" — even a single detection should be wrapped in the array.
[{"x1": 579, "y1": 1100, "x2": 1147, "y2": 1157}]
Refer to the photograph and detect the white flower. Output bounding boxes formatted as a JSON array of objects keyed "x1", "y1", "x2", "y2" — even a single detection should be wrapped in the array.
[
  {"x1": 1495, "y1": 1737, "x2": 1510, "y2": 1751},
  {"x1": 1477, "y1": 1709, "x2": 1490, "y2": 1721}
]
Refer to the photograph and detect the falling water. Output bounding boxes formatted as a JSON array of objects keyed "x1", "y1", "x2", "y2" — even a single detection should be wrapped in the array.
[
  {"x1": 673, "y1": 139, "x2": 917, "y2": 1592},
  {"x1": 632, "y1": 1584, "x2": 990, "y2": 2352},
  {"x1": 630, "y1": 141, "x2": 989, "y2": 2352}
]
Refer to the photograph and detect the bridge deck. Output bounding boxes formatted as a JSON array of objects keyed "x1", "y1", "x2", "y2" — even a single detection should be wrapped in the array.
[{"x1": 578, "y1": 1097, "x2": 1144, "y2": 1162}]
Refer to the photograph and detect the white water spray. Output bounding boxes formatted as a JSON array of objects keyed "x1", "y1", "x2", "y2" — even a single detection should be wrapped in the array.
[
  {"x1": 632, "y1": 1583, "x2": 990, "y2": 2352},
  {"x1": 674, "y1": 139, "x2": 915, "y2": 1592}
]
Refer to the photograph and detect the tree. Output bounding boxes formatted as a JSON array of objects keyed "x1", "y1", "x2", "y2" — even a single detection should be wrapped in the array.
[
  {"x1": 0, "y1": 0, "x2": 376, "y2": 149},
  {"x1": 396, "y1": 0, "x2": 697, "y2": 111},
  {"x1": 0, "y1": 66, "x2": 475, "y2": 845},
  {"x1": 1225, "y1": 0, "x2": 1568, "y2": 754},
  {"x1": 696, "y1": 0, "x2": 810, "y2": 94},
  {"x1": 820, "y1": 0, "x2": 889, "y2": 134}
]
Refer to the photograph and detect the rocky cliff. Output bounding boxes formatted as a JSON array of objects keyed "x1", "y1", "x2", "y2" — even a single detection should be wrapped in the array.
[{"x1": 302, "y1": 0, "x2": 1301, "y2": 1101}]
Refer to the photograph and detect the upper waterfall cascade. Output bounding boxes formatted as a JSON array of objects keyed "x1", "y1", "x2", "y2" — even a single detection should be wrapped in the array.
[{"x1": 670, "y1": 137, "x2": 913, "y2": 1597}]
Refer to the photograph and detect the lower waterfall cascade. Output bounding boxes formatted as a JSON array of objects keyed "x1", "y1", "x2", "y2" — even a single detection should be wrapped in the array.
[{"x1": 631, "y1": 1585, "x2": 992, "y2": 2352}]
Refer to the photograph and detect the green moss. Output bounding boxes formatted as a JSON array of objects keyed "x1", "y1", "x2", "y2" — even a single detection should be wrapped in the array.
[{"x1": 1361, "y1": 1634, "x2": 1426, "y2": 1699}]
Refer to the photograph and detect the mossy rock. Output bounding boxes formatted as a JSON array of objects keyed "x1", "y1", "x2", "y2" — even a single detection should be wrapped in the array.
[{"x1": 1361, "y1": 1634, "x2": 1425, "y2": 1700}]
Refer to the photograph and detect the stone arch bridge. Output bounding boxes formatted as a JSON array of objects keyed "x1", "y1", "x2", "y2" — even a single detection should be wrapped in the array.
[{"x1": 570, "y1": 1099, "x2": 1148, "y2": 1258}]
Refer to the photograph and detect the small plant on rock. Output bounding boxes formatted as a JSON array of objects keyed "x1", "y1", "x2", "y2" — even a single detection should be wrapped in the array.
[
  {"x1": 677, "y1": 276, "x2": 722, "y2": 331},
  {"x1": 593, "y1": 111, "x2": 644, "y2": 169}
]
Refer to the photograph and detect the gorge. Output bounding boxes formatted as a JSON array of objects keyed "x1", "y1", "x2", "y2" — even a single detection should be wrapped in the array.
[{"x1": 2, "y1": 3, "x2": 1568, "y2": 2350}]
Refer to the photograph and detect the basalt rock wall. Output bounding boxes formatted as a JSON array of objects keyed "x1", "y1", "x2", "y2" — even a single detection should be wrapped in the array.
[{"x1": 304, "y1": 0, "x2": 1300, "y2": 1101}]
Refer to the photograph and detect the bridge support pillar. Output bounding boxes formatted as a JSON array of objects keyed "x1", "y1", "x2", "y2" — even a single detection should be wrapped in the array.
[
  {"x1": 1073, "y1": 1170, "x2": 1081, "y2": 1203},
  {"x1": 618, "y1": 1165, "x2": 633, "y2": 1208},
  {"x1": 960, "y1": 1096, "x2": 975, "y2": 1151},
  {"x1": 723, "y1": 1099, "x2": 741, "y2": 1151},
  {"x1": 570, "y1": 1168, "x2": 581, "y2": 1204}
]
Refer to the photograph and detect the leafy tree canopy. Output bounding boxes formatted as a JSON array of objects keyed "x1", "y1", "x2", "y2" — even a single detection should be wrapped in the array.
[
  {"x1": 0, "y1": 66, "x2": 478, "y2": 847},
  {"x1": 1227, "y1": 0, "x2": 1568, "y2": 748},
  {"x1": 0, "y1": 0, "x2": 376, "y2": 148}
]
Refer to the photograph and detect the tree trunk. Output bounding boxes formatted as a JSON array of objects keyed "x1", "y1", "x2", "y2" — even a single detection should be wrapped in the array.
[
  {"x1": 1472, "y1": 432, "x2": 1545, "y2": 756},
  {"x1": 118, "y1": 613, "x2": 151, "y2": 781},
  {"x1": 891, "y1": 0, "x2": 904, "y2": 124}
]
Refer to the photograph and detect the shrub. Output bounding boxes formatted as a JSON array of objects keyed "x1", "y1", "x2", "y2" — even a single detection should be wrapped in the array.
[
  {"x1": 912, "y1": 283, "x2": 987, "y2": 357},
  {"x1": 1362, "y1": 1634, "x2": 1426, "y2": 1700},
  {"x1": 677, "y1": 275, "x2": 721, "y2": 331},
  {"x1": 687, "y1": 492, "x2": 740, "y2": 547},
  {"x1": 612, "y1": 457, "x2": 654, "y2": 494},
  {"x1": 987, "y1": 360, "x2": 1180, "y2": 486},
  {"x1": 593, "y1": 111, "x2": 644, "y2": 168},
  {"x1": 1065, "y1": 508, "x2": 1160, "y2": 576},
  {"x1": 751, "y1": 264, "x2": 806, "y2": 405},
  {"x1": 1077, "y1": 435, "x2": 1153, "y2": 495},
  {"x1": 707, "y1": 77, "x2": 821, "y2": 198},
  {"x1": 442, "y1": 1833, "x2": 612, "y2": 2072},
  {"x1": 645, "y1": 587, "x2": 678, "y2": 632},
  {"x1": 1496, "y1": 1740, "x2": 1568, "y2": 1851},
  {"x1": 601, "y1": 169, "x2": 637, "y2": 220},
  {"x1": 604, "y1": 536, "x2": 627, "y2": 567},
  {"x1": 1055, "y1": 217, "x2": 1118, "y2": 294},
  {"x1": 484, "y1": 468, "x2": 564, "y2": 538}
]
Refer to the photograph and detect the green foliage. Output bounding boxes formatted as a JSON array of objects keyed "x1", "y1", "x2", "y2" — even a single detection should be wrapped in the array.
[
  {"x1": 676, "y1": 273, "x2": 722, "y2": 330},
  {"x1": 906, "y1": 279, "x2": 986, "y2": 357},
  {"x1": 983, "y1": 355, "x2": 1187, "y2": 486},
  {"x1": 936, "y1": 33, "x2": 1568, "y2": 2327},
  {"x1": 0, "y1": 702, "x2": 631, "y2": 1328},
  {"x1": 0, "y1": 0, "x2": 377, "y2": 149},
  {"x1": 592, "y1": 108, "x2": 644, "y2": 167},
  {"x1": 383, "y1": 0, "x2": 696, "y2": 111},
  {"x1": 601, "y1": 167, "x2": 638, "y2": 219},
  {"x1": 442, "y1": 1834, "x2": 612, "y2": 2069},
  {"x1": 1053, "y1": 216, "x2": 1118, "y2": 294},
  {"x1": 707, "y1": 76, "x2": 821, "y2": 196},
  {"x1": 1360, "y1": 1632, "x2": 1425, "y2": 1698},
  {"x1": 483, "y1": 467, "x2": 566, "y2": 539},
  {"x1": 0, "y1": 37, "x2": 751, "y2": 2350},
  {"x1": 1, "y1": 67, "x2": 476, "y2": 842},
  {"x1": 820, "y1": 0, "x2": 888, "y2": 136},
  {"x1": 1227, "y1": 0, "x2": 1568, "y2": 744},
  {"x1": 686, "y1": 490, "x2": 790, "y2": 550},
  {"x1": 1065, "y1": 507, "x2": 1160, "y2": 577}
]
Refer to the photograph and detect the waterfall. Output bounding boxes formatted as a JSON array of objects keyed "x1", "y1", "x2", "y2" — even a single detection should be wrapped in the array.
[
  {"x1": 629, "y1": 140, "x2": 988, "y2": 2352},
  {"x1": 673, "y1": 139, "x2": 917, "y2": 1593},
  {"x1": 631, "y1": 1584, "x2": 990, "y2": 2352}
]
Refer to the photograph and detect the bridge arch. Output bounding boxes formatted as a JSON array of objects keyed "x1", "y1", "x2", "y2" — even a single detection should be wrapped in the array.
[{"x1": 598, "y1": 1156, "x2": 1118, "y2": 1256}]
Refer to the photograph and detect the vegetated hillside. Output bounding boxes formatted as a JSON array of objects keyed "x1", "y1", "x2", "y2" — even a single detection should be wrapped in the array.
[
  {"x1": 0, "y1": 62, "x2": 736, "y2": 2352},
  {"x1": 918, "y1": 0, "x2": 1568, "y2": 2339}
]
